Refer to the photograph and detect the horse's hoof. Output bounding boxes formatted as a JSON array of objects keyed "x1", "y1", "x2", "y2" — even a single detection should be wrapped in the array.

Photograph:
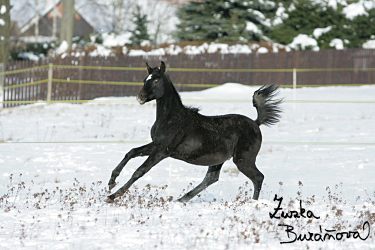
[
  {"x1": 105, "y1": 193, "x2": 117, "y2": 203},
  {"x1": 177, "y1": 198, "x2": 187, "y2": 203},
  {"x1": 105, "y1": 197, "x2": 115, "y2": 203}
]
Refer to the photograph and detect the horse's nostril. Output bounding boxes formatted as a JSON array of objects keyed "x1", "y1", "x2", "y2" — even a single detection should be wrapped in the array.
[
  {"x1": 137, "y1": 89, "x2": 148, "y2": 104},
  {"x1": 137, "y1": 92, "x2": 146, "y2": 104}
]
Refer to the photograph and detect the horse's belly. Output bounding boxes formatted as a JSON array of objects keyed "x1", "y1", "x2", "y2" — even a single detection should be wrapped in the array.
[{"x1": 171, "y1": 138, "x2": 232, "y2": 166}]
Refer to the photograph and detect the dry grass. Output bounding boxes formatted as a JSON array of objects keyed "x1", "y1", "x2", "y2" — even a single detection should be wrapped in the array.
[{"x1": 1, "y1": 174, "x2": 374, "y2": 248}]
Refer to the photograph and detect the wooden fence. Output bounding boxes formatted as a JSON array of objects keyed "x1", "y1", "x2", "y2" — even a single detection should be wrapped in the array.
[{"x1": 1, "y1": 48, "x2": 375, "y2": 108}]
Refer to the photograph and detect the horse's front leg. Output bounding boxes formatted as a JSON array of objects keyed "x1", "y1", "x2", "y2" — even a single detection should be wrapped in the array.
[
  {"x1": 108, "y1": 142, "x2": 155, "y2": 190},
  {"x1": 106, "y1": 148, "x2": 168, "y2": 202}
]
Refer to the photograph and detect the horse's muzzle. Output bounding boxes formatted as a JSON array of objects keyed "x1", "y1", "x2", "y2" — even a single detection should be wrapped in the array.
[{"x1": 137, "y1": 89, "x2": 147, "y2": 105}]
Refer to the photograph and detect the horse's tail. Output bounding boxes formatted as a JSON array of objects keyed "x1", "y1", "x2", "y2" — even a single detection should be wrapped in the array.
[{"x1": 252, "y1": 85, "x2": 283, "y2": 126}]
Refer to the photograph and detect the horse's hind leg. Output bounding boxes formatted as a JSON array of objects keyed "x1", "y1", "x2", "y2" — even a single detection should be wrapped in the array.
[
  {"x1": 177, "y1": 164, "x2": 223, "y2": 203},
  {"x1": 233, "y1": 155, "x2": 264, "y2": 200}
]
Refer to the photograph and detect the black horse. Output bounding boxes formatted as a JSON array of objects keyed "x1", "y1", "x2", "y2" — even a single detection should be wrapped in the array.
[{"x1": 106, "y1": 61, "x2": 282, "y2": 203}]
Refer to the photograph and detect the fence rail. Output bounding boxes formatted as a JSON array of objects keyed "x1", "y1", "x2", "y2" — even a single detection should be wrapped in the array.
[
  {"x1": 2, "y1": 48, "x2": 375, "y2": 108},
  {"x1": 1, "y1": 140, "x2": 375, "y2": 146},
  {"x1": 4, "y1": 64, "x2": 375, "y2": 75},
  {"x1": 1, "y1": 99, "x2": 375, "y2": 106}
]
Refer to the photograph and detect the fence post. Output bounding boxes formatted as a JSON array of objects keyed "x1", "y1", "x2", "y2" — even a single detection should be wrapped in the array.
[
  {"x1": 0, "y1": 63, "x2": 4, "y2": 106},
  {"x1": 47, "y1": 63, "x2": 53, "y2": 104},
  {"x1": 293, "y1": 68, "x2": 297, "y2": 100},
  {"x1": 77, "y1": 57, "x2": 83, "y2": 100}
]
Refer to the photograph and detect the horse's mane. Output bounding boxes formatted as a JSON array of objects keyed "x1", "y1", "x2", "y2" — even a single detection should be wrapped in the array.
[{"x1": 163, "y1": 74, "x2": 200, "y2": 113}]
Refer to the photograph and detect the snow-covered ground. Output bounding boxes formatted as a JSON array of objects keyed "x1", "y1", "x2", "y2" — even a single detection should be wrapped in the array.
[{"x1": 1, "y1": 84, "x2": 375, "y2": 249}]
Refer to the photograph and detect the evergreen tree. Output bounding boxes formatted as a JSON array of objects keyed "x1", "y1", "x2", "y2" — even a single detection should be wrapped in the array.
[
  {"x1": 349, "y1": 8, "x2": 375, "y2": 47},
  {"x1": 176, "y1": 0, "x2": 278, "y2": 43},
  {"x1": 130, "y1": 5, "x2": 150, "y2": 46},
  {"x1": 268, "y1": 0, "x2": 347, "y2": 45},
  {"x1": 268, "y1": 0, "x2": 375, "y2": 49}
]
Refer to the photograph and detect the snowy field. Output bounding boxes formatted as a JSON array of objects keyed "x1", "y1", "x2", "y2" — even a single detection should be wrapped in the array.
[{"x1": 0, "y1": 84, "x2": 375, "y2": 249}]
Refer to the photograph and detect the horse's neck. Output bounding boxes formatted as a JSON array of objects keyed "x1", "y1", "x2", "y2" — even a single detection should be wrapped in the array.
[{"x1": 156, "y1": 84, "x2": 184, "y2": 119}]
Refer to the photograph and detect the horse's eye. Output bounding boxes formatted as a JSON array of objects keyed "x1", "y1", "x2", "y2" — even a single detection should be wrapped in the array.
[{"x1": 154, "y1": 79, "x2": 159, "y2": 83}]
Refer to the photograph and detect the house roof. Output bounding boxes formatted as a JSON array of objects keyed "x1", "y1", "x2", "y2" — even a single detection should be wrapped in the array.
[
  {"x1": 10, "y1": 0, "x2": 110, "y2": 35},
  {"x1": 10, "y1": 0, "x2": 56, "y2": 30}
]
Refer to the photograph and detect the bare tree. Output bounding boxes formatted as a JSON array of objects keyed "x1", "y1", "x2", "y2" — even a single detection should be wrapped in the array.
[
  {"x1": 84, "y1": 0, "x2": 137, "y2": 34},
  {"x1": 18, "y1": 0, "x2": 50, "y2": 43},
  {"x1": 34, "y1": 0, "x2": 39, "y2": 43},
  {"x1": 114, "y1": 0, "x2": 124, "y2": 34},
  {"x1": 50, "y1": 4, "x2": 59, "y2": 41},
  {"x1": 144, "y1": 0, "x2": 177, "y2": 45},
  {"x1": 60, "y1": 0, "x2": 75, "y2": 50},
  {"x1": 73, "y1": 0, "x2": 177, "y2": 45},
  {"x1": 0, "y1": 0, "x2": 10, "y2": 63}
]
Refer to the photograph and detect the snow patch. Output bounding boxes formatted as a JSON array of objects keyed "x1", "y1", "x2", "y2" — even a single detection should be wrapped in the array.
[
  {"x1": 265, "y1": 0, "x2": 276, "y2": 8},
  {"x1": 17, "y1": 52, "x2": 40, "y2": 61},
  {"x1": 342, "y1": 1, "x2": 368, "y2": 20},
  {"x1": 19, "y1": 36, "x2": 55, "y2": 43},
  {"x1": 184, "y1": 44, "x2": 208, "y2": 55},
  {"x1": 56, "y1": 41, "x2": 68, "y2": 55},
  {"x1": 1, "y1": 85, "x2": 375, "y2": 250},
  {"x1": 89, "y1": 45, "x2": 112, "y2": 57},
  {"x1": 288, "y1": 3, "x2": 296, "y2": 11},
  {"x1": 313, "y1": 26, "x2": 332, "y2": 38},
  {"x1": 257, "y1": 47, "x2": 268, "y2": 54},
  {"x1": 140, "y1": 40, "x2": 151, "y2": 47},
  {"x1": 0, "y1": 5, "x2": 6, "y2": 14},
  {"x1": 146, "y1": 48, "x2": 165, "y2": 56},
  {"x1": 272, "y1": 17, "x2": 283, "y2": 26},
  {"x1": 363, "y1": 0, "x2": 375, "y2": 9},
  {"x1": 165, "y1": 44, "x2": 183, "y2": 55},
  {"x1": 128, "y1": 50, "x2": 147, "y2": 57},
  {"x1": 229, "y1": 44, "x2": 252, "y2": 54},
  {"x1": 246, "y1": 22, "x2": 260, "y2": 33},
  {"x1": 273, "y1": 5, "x2": 288, "y2": 26},
  {"x1": 0, "y1": 18, "x2": 4, "y2": 26},
  {"x1": 326, "y1": 0, "x2": 348, "y2": 10},
  {"x1": 288, "y1": 34, "x2": 319, "y2": 51},
  {"x1": 207, "y1": 43, "x2": 227, "y2": 54},
  {"x1": 102, "y1": 33, "x2": 132, "y2": 47},
  {"x1": 329, "y1": 38, "x2": 344, "y2": 50},
  {"x1": 251, "y1": 9, "x2": 266, "y2": 20},
  {"x1": 363, "y1": 39, "x2": 375, "y2": 49}
]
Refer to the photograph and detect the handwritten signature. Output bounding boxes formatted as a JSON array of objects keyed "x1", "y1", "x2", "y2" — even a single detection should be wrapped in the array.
[{"x1": 269, "y1": 194, "x2": 370, "y2": 244}]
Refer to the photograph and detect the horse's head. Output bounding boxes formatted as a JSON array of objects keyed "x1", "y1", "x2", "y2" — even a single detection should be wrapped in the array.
[{"x1": 137, "y1": 61, "x2": 167, "y2": 105}]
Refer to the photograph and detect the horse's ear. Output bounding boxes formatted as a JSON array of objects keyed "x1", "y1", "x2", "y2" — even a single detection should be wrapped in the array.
[
  {"x1": 146, "y1": 62, "x2": 152, "y2": 74},
  {"x1": 160, "y1": 61, "x2": 166, "y2": 74}
]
